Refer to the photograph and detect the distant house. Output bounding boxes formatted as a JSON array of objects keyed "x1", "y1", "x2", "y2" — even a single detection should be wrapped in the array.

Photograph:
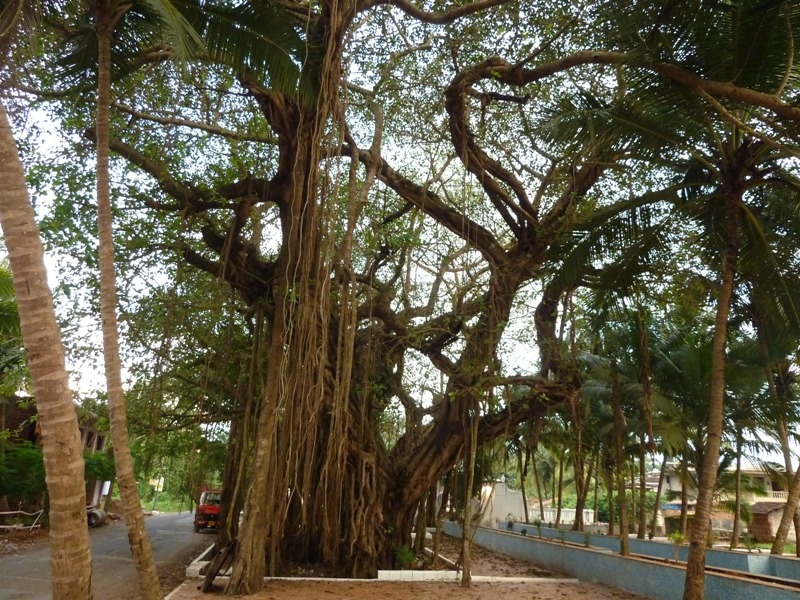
[
  {"x1": 748, "y1": 502, "x2": 797, "y2": 543},
  {"x1": 647, "y1": 464, "x2": 794, "y2": 541},
  {"x1": 1, "y1": 395, "x2": 38, "y2": 444},
  {"x1": 658, "y1": 464, "x2": 786, "y2": 504},
  {"x1": 2, "y1": 396, "x2": 109, "y2": 508}
]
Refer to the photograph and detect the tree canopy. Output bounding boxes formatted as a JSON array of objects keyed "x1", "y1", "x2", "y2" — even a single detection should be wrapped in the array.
[{"x1": 3, "y1": 1, "x2": 800, "y2": 598}]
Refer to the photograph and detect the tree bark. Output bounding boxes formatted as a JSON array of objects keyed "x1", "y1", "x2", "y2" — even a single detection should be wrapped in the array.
[
  {"x1": 604, "y1": 456, "x2": 616, "y2": 536},
  {"x1": 555, "y1": 456, "x2": 564, "y2": 528},
  {"x1": 650, "y1": 454, "x2": 667, "y2": 539},
  {"x1": 532, "y1": 452, "x2": 545, "y2": 521},
  {"x1": 730, "y1": 431, "x2": 742, "y2": 549},
  {"x1": 682, "y1": 190, "x2": 740, "y2": 600},
  {"x1": 95, "y1": 22, "x2": 162, "y2": 599},
  {"x1": 772, "y1": 420, "x2": 800, "y2": 555},
  {"x1": 771, "y1": 465, "x2": 800, "y2": 555},
  {"x1": 611, "y1": 358, "x2": 629, "y2": 556},
  {"x1": 0, "y1": 100, "x2": 94, "y2": 599},
  {"x1": 517, "y1": 445, "x2": 530, "y2": 523},
  {"x1": 637, "y1": 443, "x2": 647, "y2": 539}
]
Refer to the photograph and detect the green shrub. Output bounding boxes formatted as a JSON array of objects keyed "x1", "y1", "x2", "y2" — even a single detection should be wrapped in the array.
[
  {"x1": 394, "y1": 545, "x2": 415, "y2": 569},
  {"x1": 0, "y1": 442, "x2": 45, "y2": 508}
]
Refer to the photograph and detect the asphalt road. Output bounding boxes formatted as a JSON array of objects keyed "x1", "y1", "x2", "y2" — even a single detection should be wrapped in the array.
[{"x1": 0, "y1": 511, "x2": 213, "y2": 600}]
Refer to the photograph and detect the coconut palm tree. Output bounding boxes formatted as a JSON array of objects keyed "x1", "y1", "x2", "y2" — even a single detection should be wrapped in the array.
[
  {"x1": 48, "y1": 3, "x2": 210, "y2": 595},
  {"x1": 55, "y1": 2, "x2": 303, "y2": 594},
  {"x1": 537, "y1": 3, "x2": 800, "y2": 595},
  {"x1": 0, "y1": 3, "x2": 95, "y2": 597}
]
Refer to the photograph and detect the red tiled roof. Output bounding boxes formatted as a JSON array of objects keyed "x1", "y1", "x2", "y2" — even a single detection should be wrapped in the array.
[{"x1": 750, "y1": 502, "x2": 788, "y2": 515}]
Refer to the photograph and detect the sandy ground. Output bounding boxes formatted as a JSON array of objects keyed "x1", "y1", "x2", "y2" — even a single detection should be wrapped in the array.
[
  {"x1": 165, "y1": 535, "x2": 650, "y2": 600},
  {"x1": 168, "y1": 580, "x2": 649, "y2": 599}
]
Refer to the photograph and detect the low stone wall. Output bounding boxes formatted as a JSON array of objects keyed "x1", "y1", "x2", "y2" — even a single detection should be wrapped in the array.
[
  {"x1": 447, "y1": 521, "x2": 799, "y2": 600},
  {"x1": 499, "y1": 523, "x2": 800, "y2": 581}
]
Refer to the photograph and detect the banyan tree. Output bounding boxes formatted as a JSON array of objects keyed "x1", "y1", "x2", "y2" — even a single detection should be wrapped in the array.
[{"x1": 20, "y1": 2, "x2": 800, "y2": 599}]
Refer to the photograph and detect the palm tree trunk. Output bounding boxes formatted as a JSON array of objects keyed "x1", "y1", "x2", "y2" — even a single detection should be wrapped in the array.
[
  {"x1": 730, "y1": 430, "x2": 743, "y2": 549},
  {"x1": 0, "y1": 100, "x2": 94, "y2": 599},
  {"x1": 593, "y1": 454, "x2": 600, "y2": 525},
  {"x1": 519, "y1": 446, "x2": 530, "y2": 523},
  {"x1": 569, "y1": 397, "x2": 586, "y2": 532},
  {"x1": 95, "y1": 24, "x2": 162, "y2": 600},
  {"x1": 680, "y1": 474, "x2": 689, "y2": 535},
  {"x1": 532, "y1": 453, "x2": 545, "y2": 520},
  {"x1": 650, "y1": 454, "x2": 668, "y2": 539},
  {"x1": 604, "y1": 456, "x2": 616, "y2": 536},
  {"x1": 630, "y1": 463, "x2": 637, "y2": 536},
  {"x1": 756, "y1": 328, "x2": 800, "y2": 554},
  {"x1": 638, "y1": 444, "x2": 647, "y2": 539},
  {"x1": 771, "y1": 465, "x2": 800, "y2": 555},
  {"x1": 555, "y1": 456, "x2": 564, "y2": 528},
  {"x1": 575, "y1": 456, "x2": 593, "y2": 531},
  {"x1": 772, "y1": 421, "x2": 800, "y2": 555},
  {"x1": 683, "y1": 191, "x2": 740, "y2": 600},
  {"x1": 611, "y1": 358, "x2": 629, "y2": 555}
]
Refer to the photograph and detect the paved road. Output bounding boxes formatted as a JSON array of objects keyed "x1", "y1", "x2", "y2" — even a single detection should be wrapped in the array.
[{"x1": 0, "y1": 512, "x2": 212, "y2": 599}]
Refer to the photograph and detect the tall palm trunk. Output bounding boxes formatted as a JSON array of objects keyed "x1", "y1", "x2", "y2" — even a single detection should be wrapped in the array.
[
  {"x1": 679, "y1": 473, "x2": 689, "y2": 535},
  {"x1": 637, "y1": 444, "x2": 647, "y2": 538},
  {"x1": 95, "y1": 20, "x2": 162, "y2": 599},
  {"x1": 771, "y1": 465, "x2": 800, "y2": 555},
  {"x1": 630, "y1": 463, "x2": 637, "y2": 536},
  {"x1": 603, "y1": 454, "x2": 616, "y2": 536},
  {"x1": 570, "y1": 402, "x2": 587, "y2": 532},
  {"x1": 650, "y1": 454, "x2": 668, "y2": 539},
  {"x1": 0, "y1": 101, "x2": 94, "y2": 599},
  {"x1": 555, "y1": 456, "x2": 564, "y2": 527},
  {"x1": 516, "y1": 445, "x2": 530, "y2": 523},
  {"x1": 730, "y1": 430, "x2": 743, "y2": 548},
  {"x1": 756, "y1": 327, "x2": 800, "y2": 554},
  {"x1": 683, "y1": 190, "x2": 740, "y2": 600},
  {"x1": 592, "y1": 454, "x2": 600, "y2": 525},
  {"x1": 532, "y1": 453, "x2": 545, "y2": 520},
  {"x1": 772, "y1": 421, "x2": 800, "y2": 555},
  {"x1": 611, "y1": 358, "x2": 629, "y2": 555}
]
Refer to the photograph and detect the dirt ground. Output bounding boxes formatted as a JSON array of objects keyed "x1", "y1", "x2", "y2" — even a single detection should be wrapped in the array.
[
  {"x1": 165, "y1": 535, "x2": 650, "y2": 600},
  {"x1": 169, "y1": 580, "x2": 649, "y2": 599}
]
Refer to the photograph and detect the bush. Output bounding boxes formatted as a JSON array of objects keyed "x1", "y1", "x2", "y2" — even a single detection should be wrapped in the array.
[
  {"x1": 0, "y1": 442, "x2": 46, "y2": 509},
  {"x1": 394, "y1": 545, "x2": 415, "y2": 569}
]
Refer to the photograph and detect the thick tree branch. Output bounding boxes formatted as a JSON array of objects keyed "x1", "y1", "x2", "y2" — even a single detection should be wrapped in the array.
[
  {"x1": 112, "y1": 102, "x2": 277, "y2": 143},
  {"x1": 480, "y1": 50, "x2": 800, "y2": 123},
  {"x1": 347, "y1": 146, "x2": 508, "y2": 265},
  {"x1": 446, "y1": 57, "x2": 538, "y2": 237},
  {"x1": 362, "y1": 0, "x2": 510, "y2": 23}
]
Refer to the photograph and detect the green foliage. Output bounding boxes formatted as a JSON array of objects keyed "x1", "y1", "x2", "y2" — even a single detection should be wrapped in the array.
[
  {"x1": 83, "y1": 449, "x2": 115, "y2": 482},
  {"x1": 0, "y1": 263, "x2": 27, "y2": 396},
  {"x1": 0, "y1": 442, "x2": 46, "y2": 508},
  {"x1": 667, "y1": 531, "x2": 687, "y2": 545},
  {"x1": 394, "y1": 545, "x2": 415, "y2": 569}
]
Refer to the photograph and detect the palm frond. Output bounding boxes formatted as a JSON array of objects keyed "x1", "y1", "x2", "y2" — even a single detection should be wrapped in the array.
[
  {"x1": 142, "y1": 0, "x2": 205, "y2": 63},
  {"x1": 179, "y1": 0, "x2": 306, "y2": 98}
]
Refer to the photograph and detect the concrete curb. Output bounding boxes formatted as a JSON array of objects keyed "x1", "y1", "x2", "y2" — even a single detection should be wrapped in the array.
[
  {"x1": 184, "y1": 543, "x2": 215, "y2": 580},
  {"x1": 378, "y1": 571, "x2": 578, "y2": 583},
  {"x1": 166, "y1": 572, "x2": 578, "y2": 597}
]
